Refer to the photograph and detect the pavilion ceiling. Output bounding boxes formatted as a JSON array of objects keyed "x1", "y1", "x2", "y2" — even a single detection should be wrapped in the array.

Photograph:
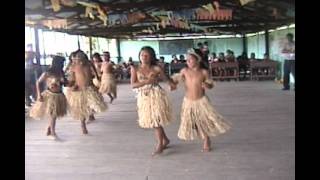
[{"x1": 25, "y1": 0, "x2": 295, "y2": 38}]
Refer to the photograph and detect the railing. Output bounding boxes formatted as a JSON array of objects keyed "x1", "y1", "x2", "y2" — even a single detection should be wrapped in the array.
[{"x1": 249, "y1": 60, "x2": 277, "y2": 80}]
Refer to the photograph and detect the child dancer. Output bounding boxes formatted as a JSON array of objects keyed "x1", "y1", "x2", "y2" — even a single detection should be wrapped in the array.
[
  {"x1": 30, "y1": 56, "x2": 68, "y2": 140},
  {"x1": 131, "y1": 46, "x2": 175, "y2": 156},
  {"x1": 171, "y1": 48, "x2": 231, "y2": 152},
  {"x1": 99, "y1": 51, "x2": 117, "y2": 103},
  {"x1": 67, "y1": 50, "x2": 107, "y2": 134},
  {"x1": 91, "y1": 53, "x2": 102, "y2": 89}
]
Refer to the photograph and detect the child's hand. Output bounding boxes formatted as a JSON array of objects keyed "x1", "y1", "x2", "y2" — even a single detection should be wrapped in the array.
[
  {"x1": 72, "y1": 85, "x2": 79, "y2": 91},
  {"x1": 145, "y1": 76, "x2": 157, "y2": 85},
  {"x1": 202, "y1": 82, "x2": 208, "y2": 89},
  {"x1": 169, "y1": 83, "x2": 177, "y2": 91},
  {"x1": 37, "y1": 95, "x2": 44, "y2": 102}
]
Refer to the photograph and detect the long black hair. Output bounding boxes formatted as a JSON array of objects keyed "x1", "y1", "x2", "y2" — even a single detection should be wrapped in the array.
[{"x1": 138, "y1": 46, "x2": 157, "y2": 66}]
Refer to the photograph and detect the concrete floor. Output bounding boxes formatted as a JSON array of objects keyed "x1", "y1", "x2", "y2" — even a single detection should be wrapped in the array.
[{"x1": 25, "y1": 81, "x2": 295, "y2": 180}]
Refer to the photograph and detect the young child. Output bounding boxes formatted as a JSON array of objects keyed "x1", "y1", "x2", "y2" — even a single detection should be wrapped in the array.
[
  {"x1": 171, "y1": 48, "x2": 231, "y2": 152},
  {"x1": 131, "y1": 46, "x2": 176, "y2": 156},
  {"x1": 91, "y1": 53, "x2": 103, "y2": 89},
  {"x1": 99, "y1": 51, "x2": 117, "y2": 103},
  {"x1": 67, "y1": 50, "x2": 107, "y2": 134},
  {"x1": 30, "y1": 56, "x2": 68, "y2": 140}
]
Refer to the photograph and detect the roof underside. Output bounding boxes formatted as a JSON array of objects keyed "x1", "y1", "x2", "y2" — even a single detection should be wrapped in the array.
[{"x1": 25, "y1": 0, "x2": 295, "y2": 39}]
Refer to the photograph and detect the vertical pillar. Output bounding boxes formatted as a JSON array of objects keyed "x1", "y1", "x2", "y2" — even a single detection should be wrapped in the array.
[
  {"x1": 242, "y1": 33, "x2": 247, "y2": 54},
  {"x1": 34, "y1": 28, "x2": 40, "y2": 65},
  {"x1": 77, "y1": 35, "x2": 80, "y2": 50},
  {"x1": 89, "y1": 36, "x2": 93, "y2": 59},
  {"x1": 116, "y1": 38, "x2": 121, "y2": 64},
  {"x1": 265, "y1": 29, "x2": 269, "y2": 56}
]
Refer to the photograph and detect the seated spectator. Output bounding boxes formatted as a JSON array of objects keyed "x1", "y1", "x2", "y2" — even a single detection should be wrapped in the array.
[
  {"x1": 179, "y1": 54, "x2": 186, "y2": 63},
  {"x1": 171, "y1": 54, "x2": 179, "y2": 64},
  {"x1": 249, "y1": 52, "x2": 257, "y2": 61},
  {"x1": 209, "y1": 52, "x2": 218, "y2": 63},
  {"x1": 226, "y1": 50, "x2": 236, "y2": 62}
]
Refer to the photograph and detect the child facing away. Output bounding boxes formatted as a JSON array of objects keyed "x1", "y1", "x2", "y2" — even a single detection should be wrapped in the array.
[
  {"x1": 29, "y1": 56, "x2": 68, "y2": 140},
  {"x1": 66, "y1": 50, "x2": 107, "y2": 134},
  {"x1": 171, "y1": 48, "x2": 231, "y2": 152}
]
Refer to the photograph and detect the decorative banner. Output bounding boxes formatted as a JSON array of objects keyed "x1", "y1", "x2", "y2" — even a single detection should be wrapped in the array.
[
  {"x1": 127, "y1": 12, "x2": 147, "y2": 24},
  {"x1": 77, "y1": 1, "x2": 108, "y2": 26},
  {"x1": 196, "y1": 8, "x2": 232, "y2": 20},
  {"x1": 42, "y1": 19, "x2": 68, "y2": 29},
  {"x1": 60, "y1": 0, "x2": 77, "y2": 7},
  {"x1": 85, "y1": 7, "x2": 95, "y2": 19},
  {"x1": 196, "y1": 1, "x2": 232, "y2": 21},
  {"x1": 50, "y1": 0, "x2": 61, "y2": 12},
  {"x1": 239, "y1": 0, "x2": 255, "y2": 6}
]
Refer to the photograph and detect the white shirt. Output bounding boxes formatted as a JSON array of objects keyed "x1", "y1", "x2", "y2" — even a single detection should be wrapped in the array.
[{"x1": 282, "y1": 41, "x2": 295, "y2": 60}]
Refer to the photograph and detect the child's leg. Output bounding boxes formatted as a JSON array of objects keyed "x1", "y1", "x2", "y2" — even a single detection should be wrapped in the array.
[
  {"x1": 107, "y1": 93, "x2": 114, "y2": 103},
  {"x1": 152, "y1": 127, "x2": 164, "y2": 155},
  {"x1": 159, "y1": 126, "x2": 170, "y2": 148},
  {"x1": 46, "y1": 125, "x2": 51, "y2": 136},
  {"x1": 202, "y1": 135, "x2": 211, "y2": 152},
  {"x1": 47, "y1": 116, "x2": 57, "y2": 140},
  {"x1": 50, "y1": 116, "x2": 57, "y2": 136},
  {"x1": 88, "y1": 113, "x2": 95, "y2": 121},
  {"x1": 81, "y1": 118, "x2": 88, "y2": 134}
]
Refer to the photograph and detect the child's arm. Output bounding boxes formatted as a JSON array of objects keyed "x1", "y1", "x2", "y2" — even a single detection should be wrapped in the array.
[
  {"x1": 36, "y1": 72, "x2": 48, "y2": 101},
  {"x1": 202, "y1": 69, "x2": 214, "y2": 89},
  {"x1": 90, "y1": 62, "x2": 100, "y2": 81},
  {"x1": 130, "y1": 66, "x2": 154, "y2": 89}
]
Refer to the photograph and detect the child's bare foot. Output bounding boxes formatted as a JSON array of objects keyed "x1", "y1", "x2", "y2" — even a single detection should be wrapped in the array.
[
  {"x1": 87, "y1": 115, "x2": 95, "y2": 124},
  {"x1": 201, "y1": 147, "x2": 212, "y2": 152},
  {"x1": 152, "y1": 144, "x2": 164, "y2": 156},
  {"x1": 202, "y1": 137, "x2": 211, "y2": 152},
  {"x1": 162, "y1": 138, "x2": 170, "y2": 149},
  {"x1": 46, "y1": 127, "x2": 51, "y2": 136},
  {"x1": 82, "y1": 127, "x2": 88, "y2": 134},
  {"x1": 89, "y1": 115, "x2": 95, "y2": 121},
  {"x1": 48, "y1": 134, "x2": 58, "y2": 140}
]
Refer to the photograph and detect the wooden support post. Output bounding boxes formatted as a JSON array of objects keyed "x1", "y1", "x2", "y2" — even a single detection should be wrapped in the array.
[
  {"x1": 77, "y1": 35, "x2": 80, "y2": 50},
  {"x1": 34, "y1": 28, "x2": 41, "y2": 65},
  {"x1": 89, "y1": 36, "x2": 93, "y2": 59},
  {"x1": 265, "y1": 29, "x2": 269, "y2": 57},
  {"x1": 242, "y1": 34, "x2": 247, "y2": 54},
  {"x1": 116, "y1": 38, "x2": 121, "y2": 64}
]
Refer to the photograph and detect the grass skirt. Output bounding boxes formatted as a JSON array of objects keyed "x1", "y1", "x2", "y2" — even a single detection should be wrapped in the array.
[
  {"x1": 99, "y1": 73, "x2": 117, "y2": 98},
  {"x1": 136, "y1": 84, "x2": 173, "y2": 128},
  {"x1": 30, "y1": 90, "x2": 67, "y2": 119},
  {"x1": 178, "y1": 96, "x2": 230, "y2": 140},
  {"x1": 67, "y1": 86, "x2": 107, "y2": 120}
]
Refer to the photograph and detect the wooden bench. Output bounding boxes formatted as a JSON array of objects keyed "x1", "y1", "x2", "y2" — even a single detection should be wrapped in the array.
[
  {"x1": 169, "y1": 63, "x2": 186, "y2": 75},
  {"x1": 250, "y1": 60, "x2": 277, "y2": 80},
  {"x1": 210, "y1": 62, "x2": 239, "y2": 81}
]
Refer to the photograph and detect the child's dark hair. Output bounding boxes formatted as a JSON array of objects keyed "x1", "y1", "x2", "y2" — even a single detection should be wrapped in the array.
[
  {"x1": 92, "y1": 53, "x2": 103, "y2": 62},
  {"x1": 74, "y1": 50, "x2": 90, "y2": 65},
  {"x1": 47, "y1": 56, "x2": 65, "y2": 76},
  {"x1": 139, "y1": 46, "x2": 157, "y2": 66}
]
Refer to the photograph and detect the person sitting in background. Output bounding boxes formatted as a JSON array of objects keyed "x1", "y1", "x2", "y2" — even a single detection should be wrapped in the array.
[
  {"x1": 171, "y1": 54, "x2": 179, "y2": 64},
  {"x1": 249, "y1": 53, "x2": 257, "y2": 61},
  {"x1": 218, "y1": 52, "x2": 226, "y2": 62},
  {"x1": 261, "y1": 53, "x2": 274, "y2": 76},
  {"x1": 158, "y1": 56, "x2": 166, "y2": 69},
  {"x1": 217, "y1": 52, "x2": 226, "y2": 79},
  {"x1": 226, "y1": 50, "x2": 235, "y2": 62},
  {"x1": 237, "y1": 52, "x2": 249, "y2": 80},
  {"x1": 209, "y1": 52, "x2": 218, "y2": 63},
  {"x1": 179, "y1": 55, "x2": 186, "y2": 63}
]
